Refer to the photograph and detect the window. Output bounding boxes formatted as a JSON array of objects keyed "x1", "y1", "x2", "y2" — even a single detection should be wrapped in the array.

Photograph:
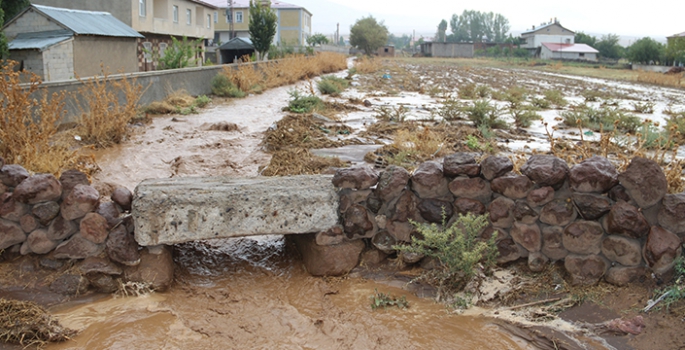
[
  {"x1": 565, "y1": 38, "x2": 571, "y2": 44},
  {"x1": 139, "y1": 0, "x2": 146, "y2": 17},
  {"x1": 214, "y1": 11, "x2": 218, "y2": 23},
  {"x1": 579, "y1": 53, "x2": 585, "y2": 57},
  {"x1": 207, "y1": 14, "x2": 211, "y2": 29},
  {"x1": 186, "y1": 9, "x2": 191, "y2": 25},
  {"x1": 235, "y1": 11, "x2": 243, "y2": 23},
  {"x1": 173, "y1": 6, "x2": 178, "y2": 22},
  {"x1": 159, "y1": 43, "x2": 168, "y2": 57},
  {"x1": 225, "y1": 10, "x2": 232, "y2": 23},
  {"x1": 143, "y1": 42, "x2": 152, "y2": 61}
]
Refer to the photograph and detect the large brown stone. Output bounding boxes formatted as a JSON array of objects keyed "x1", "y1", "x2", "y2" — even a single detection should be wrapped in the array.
[
  {"x1": 78, "y1": 256, "x2": 123, "y2": 275},
  {"x1": 489, "y1": 197, "x2": 515, "y2": 228},
  {"x1": 564, "y1": 254, "x2": 609, "y2": 285},
  {"x1": 541, "y1": 226, "x2": 568, "y2": 261},
  {"x1": 315, "y1": 226, "x2": 345, "y2": 246},
  {"x1": 96, "y1": 201, "x2": 122, "y2": 229},
  {"x1": 496, "y1": 238, "x2": 521, "y2": 264},
  {"x1": 539, "y1": 199, "x2": 577, "y2": 226},
  {"x1": 53, "y1": 233, "x2": 104, "y2": 260},
  {"x1": 0, "y1": 218, "x2": 27, "y2": 250},
  {"x1": 375, "y1": 166, "x2": 410, "y2": 202},
  {"x1": 480, "y1": 156, "x2": 513, "y2": 180},
  {"x1": 605, "y1": 201, "x2": 650, "y2": 238},
  {"x1": 292, "y1": 234, "x2": 365, "y2": 276},
  {"x1": 332, "y1": 165, "x2": 379, "y2": 190},
  {"x1": 491, "y1": 174, "x2": 534, "y2": 199},
  {"x1": 605, "y1": 266, "x2": 648, "y2": 286},
  {"x1": 528, "y1": 252, "x2": 549, "y2": 272},
  {"x1": 443, "y1": 152, "x2": 480, "y2": 177},
  {"x1": 418, "y1": 198, "x2": 453, "y2": 223},
  {"x1": 26, "y1": 229, "x2": 58, "y2": 254},
  {"x1": 111, "y1": 187, "x2": 133, "y2": 211},
  {"x1": 527, "y1": 186, "x2": 555, "y2": 208},
  {"x1": 80, "y1": 213, "x2": 110, "y2": 244},
  {"x1": 87, "y1": 274, "x2": 119, "y2": 294},
  {"x1": 521, "y1": 155, "x2": 569, "y2": 190},
  {"x1": 563, "y1": 221, "x2": 604, "y2": 255},
  {"x1": 569, "y1": 156, "x2": 619, "y2": 193},
  {"x1": 47, "y1": 215, "x2": 78, "y2": 241},
  {"x1": 658, "y1": 193, "x2": 685, "y2": 235},
  {"x1": 513, "y1": 201, "x2": 538, "y2": 224},
  {"x1": 106, "y1": 226, "x2": 141, "y2": 266},
  {"x1": 31, "y1": 201, "x2": 60, "y2": 226},
  {"x1": 573, "y1": 193, "x2": 612, "y2": 220},
  {"x1": 124, "y1": 246, "x2": 175, "y2": 292},
  {"x1": 386, "y1": 220, "x2": 414, "y2": 242},
  {"x1": 510, "y1": 222, "x2": 541, "y2": 252},
  {"x1": 339, "y1": 189, "x2": 372, "y2": 214},
  {"x1": 61, "y1": 184, "x2": 100, "y2": 221},
  {"x1": 343, "y1": 205, "x2": 376, "y2": 239},
  {"x1": 20, "y1": 214, "x2": 40, "y2": 233},
  {"x1": 389, "y1": 190, "x2": 421, "y2": 223},
  {"x1": 12, "y1": 174, "x2": 62, "y2": 204},
  {"x1": 453, "y1": 198, "x2": 486, "y2": 216},
  {"x1": 0, "y1": 164, "x2": 29, "y2": 187},
  {"x1": 411, "y1": 161, "x2": 449, "y2": 199},
  {"x1": 371, "y1": 230, "x2": 398, "y2": 254},
  {"x1": 49, "y1": 274, "x2": 89, "y2": 296},
  {"x1": 449, "y1": 176, "x2": 492, "y2": 204},
  {"x1": 608, "y1": 185, "x2": 632, "y2": 203},
  {"x1": 602, "y1": 235, "x2": 643, "y2": 267},
  {"x1": 618, "y1": 157, "x2": 668, "y2": 208},
  {"x1": 0, "y1": 193, "x2": 29, "y2": 222},
  {"x1": 59, "y1": 169, "x2": 90, "y2": 200},
  {"x1": 643, "y1": 226, "x2": 682, "y2": 275}
]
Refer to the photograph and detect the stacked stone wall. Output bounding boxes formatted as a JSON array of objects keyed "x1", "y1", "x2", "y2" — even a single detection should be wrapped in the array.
[{"x1": 327, "y1": 154, "x2": 685, "y2": 285}]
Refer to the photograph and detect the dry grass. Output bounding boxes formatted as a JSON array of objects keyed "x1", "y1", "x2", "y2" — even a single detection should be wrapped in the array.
[
  {"x1": 637, "y1": 71, "x2": 684, "y2": 88},
  {"x1": 75, "y1": 69, "x2": 143, "y2": 148},
  {"x1": 0, "y1": 298, "x2": 76, "y2": 347},
  {"x1": 0, "y1": 61, "x2": 79, "y2": 176},
  {"x1": 261, "y1": 148, "x2": 348, "y2": 176},
  {"x1": 262, "y1": 114, "x2": 354, "y2": 152},
  {"x1": 354, "y1": 56, "x2": 382, "y2": 74}
]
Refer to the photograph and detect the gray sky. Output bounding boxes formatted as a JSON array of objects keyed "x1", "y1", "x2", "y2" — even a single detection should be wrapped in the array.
[{"x1": 294, "y1": 0, "x2": 682, "y2": 42}]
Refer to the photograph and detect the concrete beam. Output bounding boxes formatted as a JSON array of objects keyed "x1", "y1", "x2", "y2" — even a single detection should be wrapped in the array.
[{"x1": 132, "y1": 175, "x2": 340, "y2": 246}]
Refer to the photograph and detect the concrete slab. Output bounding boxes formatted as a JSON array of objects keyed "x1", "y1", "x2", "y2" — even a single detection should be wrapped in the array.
[{"x1": 132, "y1": 175, "x2": 340, "y2": 246}]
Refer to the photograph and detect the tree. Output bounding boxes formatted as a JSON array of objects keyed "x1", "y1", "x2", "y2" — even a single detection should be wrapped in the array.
[
  {"x1": 158, "y1": 36, "x2": 203, "y2": 69},
  {"x1": 446, "y1": 10, "x2": 510, "y2": 43},
  {"x1": 306, "y1": 33, "x2": 329, "y2": 47},
  {"x1": 338, "y1": 36, "x2": 345, "y2": 46},
  {"x1": 1, "y1": 0, "x2": 29, "y2": 21},
  {"x1": 349, "y1": 16, "x2": 388, "y2": 55},
  {"x1": 248, "y1": 0, "x2": 277, "y2": 60},
  {"x1": 436, "y1": 19, "x2": 447, "y2": 43},
  {"x1": 0, "y1": 3, "x2": 7, "y2": 59},
  {"x1": 575, "y1": 32, "x2": 598, "y2": 47},
  {"x1": 595, "y1": 34, "x2": 624, "y2": 60},
  {"x1": 388, "y1": 33, "x2": 411, "y2": 50},
  {"x1": 666, "y1": 36, "x2": 685, "y2": 65},
  {"x1": 626, "y1": 37, "x2": 664, "y2": 64}
]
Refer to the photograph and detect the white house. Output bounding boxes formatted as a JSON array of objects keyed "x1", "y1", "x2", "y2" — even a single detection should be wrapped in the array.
[
  {"x1": 520, "y1": 20, "x2": 575, "y2": 55},
  {"x1": 540, "y1": 43, "x2": 599, "y2": 61}
]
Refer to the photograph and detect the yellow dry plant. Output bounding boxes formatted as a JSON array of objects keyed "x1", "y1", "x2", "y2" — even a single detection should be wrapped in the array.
[
  {"x1": 637, "y1": 71, "x2": 684, "y2": 88},
  {"x1": 354, "y1": 56, "x2": 382, "y2": 74}
]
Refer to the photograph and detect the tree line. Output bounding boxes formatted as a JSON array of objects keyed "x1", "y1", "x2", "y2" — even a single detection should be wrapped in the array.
[{"x1": 576, "y1": 32, "x2": 683, "y2": 65}]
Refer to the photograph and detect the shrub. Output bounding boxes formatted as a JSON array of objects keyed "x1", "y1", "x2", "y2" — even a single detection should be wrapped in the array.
[
  {"x1": 370, "y1": 289, "x2": 409, "y2": 310},
  {"x1": 561, "y1": 104, "x2": 640, "y2": 133},
  {"x1": 632, "y1": 101, "x2": 655, "y2": 114},
  {"x1": 531, "y1": 97, "x2": 551, "y2": 110},
  {"x1": 437, "y1": 98, "x2": 463, "y2": 121},
  {"x1": 211, "y1": 74, "x2": 246, "y2": 98},
  {"x1": 458, "y1": 83, "x2": 478, "y2": 99},
  {"x1": 194, "y1": 95, "x2": 211, "y2": 108},
  {"x1": 463, "y1": 99, "x2": 507, "y2": 130},
  {"x1": 543, "y1": 89, "x2": 568, "y2": 108},
  {"x1": 512, "y1": 108, "x2": 542, "y2": 128},
  {"x1": 287, "y1": 90, "x2": 324, "y2": 113},
  {"x1": 317, "y1": 75, "x2": 349, "y2": 95},
  {"x1": 394, "y1": 213, "x2": 499, "y2": 301},
  {"x1": 502, "y1": 86, "x2": 529, "y2": 109}
]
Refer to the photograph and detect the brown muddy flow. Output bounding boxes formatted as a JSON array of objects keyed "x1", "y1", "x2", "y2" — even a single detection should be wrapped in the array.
[{"x1": 48, "y1": 236, "x2": 528, "y2": 350}]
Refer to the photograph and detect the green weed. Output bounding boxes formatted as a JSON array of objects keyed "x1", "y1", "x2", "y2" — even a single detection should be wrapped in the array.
[
  {"x1": 370, "y1": 289, "x2": 409, "y2": 310},
  {"x1": 463, "y1": 100, "x2": 507, "y2": 130},
  {"x1": 287, "y1": 90, "x2": 324, "y2": 113},
  {"x1": 211, "y1": 74, "x2": 246, "y2": 98},
  {"x1": 317, "y1": 75, "x2": 349, "y2": 95}
]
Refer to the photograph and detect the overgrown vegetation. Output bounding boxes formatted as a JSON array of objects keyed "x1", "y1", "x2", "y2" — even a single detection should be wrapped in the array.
[
  {"x1": 287, "y1": 91, "x2": 324, "y2": 113},
  {"x1": 370, "y1": 289, "x2": 409, "y2": 310},
  {"x1": 211, "y1": 74, "x2": 246, "y2": 98},
  {"x1": 157, "y1": 36, "x2": 204, "y2": 70},
  {"x1": 650, "y1": 257, "x2": 685, "y2": 312},
  {"x1": 394, "y1": 214, "x2": 498, "y2": 302},
  {"x1": 561, "y1": 104, "x2": 641, "y2": 133},
  {"x1": 463, "y1": 99, "x2": 507, "y2": 130},
  {"x1": 317, "y1": 75, "x2": 349, "y2": 95}
]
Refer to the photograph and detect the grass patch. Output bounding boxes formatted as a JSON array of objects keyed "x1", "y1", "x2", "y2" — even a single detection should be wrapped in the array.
[
  {"x1": 370, "y1": 289, "x2": 409, "y2": 310},
  {"x1": 317, "y1": 75, "x2": 349, "y2": 95},
  {"x1": 211, "y1": 74, "x2": 246, "y2": 98},
  {"x1": 463, "y1": 99, "x2": 508, "y2": 130},
  {"x1": 631, "y1": 101, "x2": 655, "y2": 114},
  {"x1": 637, "y1": 71, "x2": 684, "y2": 88},
  {"x1": 512, "y1": 108, "x2": 542, "y2": 128},
  {"x1": 0, "y1": 298, "x2": 76, "y2": 347},
  {"x1": 287, "y1": 91, "x2": 324, "y2": 113},
  {"x1": 543, "y1": 89, "x2": 567, "y2": 109},
  {"x1": 354, "y1": 56, "x2": 382, "y2": 74},
  {"x1": 436, "y1": 98, "x2": 463, "y2": 121},
  {"x1": 561, "y1": 104, "x2": 641, "y2": 133}
]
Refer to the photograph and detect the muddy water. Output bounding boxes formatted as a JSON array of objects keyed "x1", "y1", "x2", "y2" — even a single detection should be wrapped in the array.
[{"x1": 48, "y1": 236, "x2": 528, "y2": 350}]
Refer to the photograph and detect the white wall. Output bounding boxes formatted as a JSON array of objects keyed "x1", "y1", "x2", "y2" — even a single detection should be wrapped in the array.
[{"x1": 522, "y1": 34, "x2": 574, "y2": 49}]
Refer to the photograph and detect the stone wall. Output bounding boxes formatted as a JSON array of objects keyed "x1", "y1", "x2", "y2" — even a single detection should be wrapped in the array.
[{"x1": 325, "y1": 154, "x2": 685, "y2": 286}]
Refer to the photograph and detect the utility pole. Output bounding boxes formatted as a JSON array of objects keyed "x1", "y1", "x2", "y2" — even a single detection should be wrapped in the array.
[
  {"x1": 336, "y1": 23, "x2": 340, "y2": 46},
  {"x1": 228, "y1": 0, "x2": 234, "y2": 39}
]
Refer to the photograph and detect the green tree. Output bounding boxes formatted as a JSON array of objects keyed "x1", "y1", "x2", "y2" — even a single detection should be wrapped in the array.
[
  {"x1": 575, "y1": 32, "x2": 598, "y2": 47},
  {"x1": 349, "y1": 15, "x2": 389, "y2": 55},
  {"x1": 666, "y1": 36, "x2": 685, "y2": 65},
  {"x1": 595, "y1": 34, "x2": 624, "y2": 60},
  {"x1": 436, "y1": 19, "x2": 447, "y2": 43},
  {"x1": 338, "y1": 36, "x2": 345, "y2": 46},
  {"x1": 447, "y1": 10, "x2": 509, "y2": 43},
  {"x1": 626, "y1": 37, "x2": 664, "y2": 64},
  {"x1": 0, "y1": 2, "x2": 7, "y2": 59},
  {"x1": 306, "y1": 33, "x2": 329, "y2": 47},
  {"x1": 388, "y1": 33, "x2": 410, "y2": 49},
  {"x1": 248, "y1": 0, "x2": 277, "y2": 60},
  {"x1": 158, "y1": 36, "x2": 203, "y2": 69},
  {"x1": 1, "y1": 0, "x2": 29, "y2": 21}
]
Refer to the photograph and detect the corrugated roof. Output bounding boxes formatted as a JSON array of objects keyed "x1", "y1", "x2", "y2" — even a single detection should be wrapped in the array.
[
  {"x1": 205, "y1": 0, "x2": 306, "y2": 11},
  {"x1": 521, "y1": 22, "x2": 574, "y2": 35},
  {"x1": 9, "y1": 30, "x2": 73, "y2": 51},
  {"x1": 219, "y1": 37, "x2": 254, "y2": 50},
  {"x1": 32, "y1": 4, "x2": 143, "y2": 38},
  {"x1": 542, "y1": 43, "x2": 599, "y2": 53},
  {"x1": 670, "y1": 31, "x2": 685, "y2": 38}
]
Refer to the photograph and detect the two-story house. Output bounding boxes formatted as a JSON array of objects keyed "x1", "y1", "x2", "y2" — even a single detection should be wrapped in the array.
[
  {"x1": 520, "y1": 19, "x2": 575, "y2": 54},
  {"x1": 30, "y1": 0, "x2": 218, "y2": 71},
  {"x1": 206, "y1": 0, "x2": 312, "y2": 47}
]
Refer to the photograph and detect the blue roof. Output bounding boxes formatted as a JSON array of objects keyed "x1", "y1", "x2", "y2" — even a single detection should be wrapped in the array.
[
  {"x1": 8, "y1": 30, "x2": 73, "y2": 51},
  {"x1": 32, "y1": 4, "x2": 143, "y2": 38}
]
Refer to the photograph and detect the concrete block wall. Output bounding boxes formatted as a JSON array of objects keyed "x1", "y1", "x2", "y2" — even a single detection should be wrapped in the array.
[
  {"x1": 42, "y1": 40, "x2": 74, "y2": 82},
  {"x1": 2, "y1": 8, "x2": 62, "y2": 41}
]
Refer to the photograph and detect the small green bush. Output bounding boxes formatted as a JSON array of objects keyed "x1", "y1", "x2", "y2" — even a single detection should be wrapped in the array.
[
  {"x1": 463, "y1": 99, "x2": 507, "y2": 130},
  {"x1": 531, "y1": 97, "x2": 551, "y2": 110},
  {"x1": 458, "y1": 83, "x2": 478, "y2": 99},
  {"x1": 211, "y1": 74, "x2": 246, "y2": 98},
  {"x1": 502, "y1": 86, "x2": 529, "y2": 109},
  {"x1": 632, "y1": 101, "x2": 655, "y2": 114},
  {"x1": 437, "y1": 98, "x2": 463, "y2": 121},
  {"x1": 317, "y1": 76, "x2": 349, "y2": 95},
  {"x1": 512, "y1": 108, "x2": 542, "y2": 128},
  {"x1": 194, "y1": 95, "x2": 211, "y2": 108},
  {"x1": 287, "y1": 90, "x2": 324, "y2": 113},
  {"x1": 370, "y1": 289, "x2": 409, "y2": 310},
  {"x1": 561, "y1": 104, "x2": 640, "y2": 133},
  {"x1": 543, "y1": 89, "x2": 567, "y2": 108}
]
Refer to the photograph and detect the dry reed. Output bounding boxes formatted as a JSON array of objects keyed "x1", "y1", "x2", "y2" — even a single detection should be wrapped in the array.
[
  {"x1": 637, "y1": 71, "x2": 684, "y2": 88},
  {"x1": 0, "y1": 298, "x2": 76, "y2": 347},
  {"x1": 261, "y1": 148, "x2": 348, "y2": 176},
  {"x1": 354, "y1": 56, "x2": 382, "y2": 74}
]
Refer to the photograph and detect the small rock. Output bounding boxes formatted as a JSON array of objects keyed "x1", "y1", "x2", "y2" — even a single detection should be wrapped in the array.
[
  {"x1": 539, "y1": 199, "x2": 577, "y2": 226},
  {"x1": 371, "y1": 230, "x2": 398, "y2": 254},
  {"x1": 80, "y1": 213, "x2": 110, "y2": 244},
  {"x1": 78, "y1": 256, "x2": 123, "y2": 275},
  {"x1": 605, "y1": 201, "x2": 650, "y2": 238},
  {"x1": 124, "y1": 246, "x2": 174, "y2": 292},
  {"x1": 453, "y1": 198, "x2": 486, "y2": 216},
  {"x1": 31, "y1": 201, "x2": 61, "y2": 226},
  {"x1": 521, "y1": 155, "x2": 569, "y2": 189},
  {"x1": 27, "y1": 229, "x2": 58, "y2": 254},
  {"x1": 513, "y1": 201, "x2": 538, "y2": 224},
  {"x1": 528, "y1": 252, "x2": 549, "y2": 272},
  {"x1": 49, "y1": 274, "x2": 89, "y2": 296},
  {"x1": 111, "y1": 187, "x2": 133, "y2": 211},
  {"x1": 541, "y1": 226, "x2": 568, "y2": 261},
  {"x1": 361, "y1": 249, "x2": 389, "y2": 267},
  {"x1": 564, "y1": 254, "x2": 609, "y2": 285},
  {"x1": 59, "y1": 169, "x2": 90, "y2": 200},
  {"x1": 418, "y1": 198, "x2": 453, "y2": 223},
  {"x1": 388, "y1": 190, "x2": 421, "y2": 223},
  {"x1": 0, "y1": 193, "x2": 29, "y2": 221},
  {"x1": 608, "y1": 185, "x2": 632, "y2": 203},
  {"x1": 386, "y1": 220, "x2": 414, "y2": 242},
  {"x1": 0, "y1": 164, "x2": 29, "y2": 187},
  {"x1": 643, "y1": 226, "x2": 682, "y2": 275},
  {"x1": 569, "y1": 156, "x2": 619, "y2": 193},
  {"x1": 19, "y1": 214, "x2": 40, "y2": 233},
  {"x1": 87, "y1": 273, "x2": 119, "y2": 294},
  {"x1": 449, "y1": 176, "x2": 492, "y2": 204},
  {"x1": 61, "y1": 184, "x2": 100, "y2": 221},
  {"x1": 292, "y1": 234, "x2": 365, "y2": 276},
  {"x1": 510, "y1": 222, "x2": 541, "y2": 252},
  {"x1": 39, "y1": 258, "x2": 64, "y2": 270},
  {"x1": 332, "y1": 165, "x2": 379, "y2": 190},
  {"x1": 411, "y1": 161, "x2": 449, "y2": 199},
  {"x1": 106, "y1": 226, "x2": 141, "y2": 266},
  {"x1": 96, "y1": 201, "x2": 122, "y2": 229},
  {"x1": 343, "y1": 205, "x2": 376, "y2": 239},
  {"x1": 573, "y1": 193, "x2": 612, "y2": 220},
  {"x1": 496, "y1": 238, "x2": 521, "y2": 264},
  {"x1": 618, "y1": 157, "x2": 668, "y2": 208},
  {"x1": 480, "y1": 156, "x2": 513, "y2": 180},
  {"x1": 488, "y1": 197, "x2": 515, "y2": 228},
  {"x1": 400, "y1": 250, "x2": 424, "y2": 264},
  {"x1": 658, "y1": 193, "x2": 685, "y2": 235},
  {"x1": 527, "y1": 186, "x2": 555, "y2": 208},
  {"x1": 443, "y1": 152, "x2": 480, "y2": 177},
  {"x1": 0, "y1": 218, "x2": 26, "y2": 250},
  {"x1": 375, "y1": 166, "x2": 410, "y2": 202},
  {"x1": 12, "y1": 174, "x2": 62, "y2": 204},
  {"x1": 563, "y1": 221, "x2": 604, "y2": 255},
  {"x1": 53, "y1": 233, "x2": 104, "y2": 260},
  {"x1": 47, "y1": 215, "x2": 78, "y2": 241},
  {"x1": 605, "y1": 266, "x2": 648, "y2": 286},
  {"x1": 602, "y1": 235, "x2": 643, "y2": 267},
  {"x1": 491, "y1": 174, "x2": 534, "y2": 200}
]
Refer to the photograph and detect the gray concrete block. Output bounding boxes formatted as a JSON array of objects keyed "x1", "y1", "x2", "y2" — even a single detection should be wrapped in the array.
[{"x1": 132, "y1": 175, "x2": 340, "y2": 246}]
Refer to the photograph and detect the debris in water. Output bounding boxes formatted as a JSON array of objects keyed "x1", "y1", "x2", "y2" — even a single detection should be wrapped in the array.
[{"x1": 0, "y1": 298, "x2": 76, "y2": 347}]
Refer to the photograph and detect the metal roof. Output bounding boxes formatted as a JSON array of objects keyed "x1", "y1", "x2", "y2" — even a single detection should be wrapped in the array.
[
  {"x1": 521, "y1": 22, "x2": 575, "y2": 35},
  {"x1": 32, "y1": 4, "x2": 143, "y2": 38},
  {"x1": 542, "y1": 43, "x2": 599, "y2": 54},
  {"x1": 219, "y1": 37, "x2": 254, "y2": 50},
  {"x1": 205, "y1": 0, "x2": 309, "y2": 11},
  {"x1": 8, "y1": 30, "x2": 73, "y2": 51}
]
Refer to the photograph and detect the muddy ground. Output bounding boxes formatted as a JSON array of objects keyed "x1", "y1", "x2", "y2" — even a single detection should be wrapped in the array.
[{"x1": 2, "y1": 58, "x2": 685, "y2": 350}]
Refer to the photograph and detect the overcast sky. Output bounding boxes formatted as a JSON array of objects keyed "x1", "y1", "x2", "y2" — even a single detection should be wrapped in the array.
[{"x1": 294, "y1": 0, "x2": 682, "y2": 42}]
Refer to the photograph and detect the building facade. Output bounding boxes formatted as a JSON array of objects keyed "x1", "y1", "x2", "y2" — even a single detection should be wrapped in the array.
[
  {"x1": 520, "y1": 20, "x2": 575, "y2": 51},
  {"x1": 540, "y1": 43, "x2": 598, "y2": 61}
]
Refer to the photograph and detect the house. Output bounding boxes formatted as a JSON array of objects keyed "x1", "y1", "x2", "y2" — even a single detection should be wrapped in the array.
[
  {"x1": 419, "y1": 42, "x2": 474, "y2": 58},
  {"x1": 377, "y1": 45, "x2": 395, "y2": 57},
  {"x1": 205, "y1": 0, "x2": 312, "y2": 46},
  {"x1": 540, "y1": 43, "x2": 598, "y2": 61},
  {"x1": 2, "y1": 5, "x2": 143, "y2": 81},
  {"x1": 667, "y1": 31, "x2": 685, "y2": 66},
  {"x1": 30, "y1": 0, "x2": 218, "y2": 71},
  {"x1": 520, "y1": 19, "x2": 575, "y2": 56},
  {"x1": 218, "y1": 37, "x2": 254, "y2": 63}
]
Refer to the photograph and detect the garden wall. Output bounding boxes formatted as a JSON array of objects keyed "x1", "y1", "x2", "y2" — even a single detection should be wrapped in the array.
[
  {"x1": 329, "y1": 154, "x2": 685, "y2": 286},
  {"x1": 632, "y1": 64, "x2": 672, "y2": 73}
]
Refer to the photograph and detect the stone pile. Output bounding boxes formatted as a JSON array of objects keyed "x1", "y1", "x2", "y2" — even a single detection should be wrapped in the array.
[
  {"x1": 316, "y1": 154, "x2": 685, "y2": 285},
  {"x1": 0, "y1": 159, "x2": 173, "y2": 294}
]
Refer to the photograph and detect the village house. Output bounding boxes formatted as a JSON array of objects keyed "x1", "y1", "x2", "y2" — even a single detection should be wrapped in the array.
[
  {"x1": 206, "y1": 0, "x2": 312, "y2": 47},
  {"x1": 30, "y1": 0, "x2": 218, "y2": 71},
  {"x1": 540, "y1": 42, "x2": 599, "y2": 61},
  {"x1": 2, "y1": 4, "x2": 143, "y2": 81},
  {"x1": 520, "y1": 19, "x2": 575, "y2": 55}
]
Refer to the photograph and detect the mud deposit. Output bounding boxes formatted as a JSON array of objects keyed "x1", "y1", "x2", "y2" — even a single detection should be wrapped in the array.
[{"x1": 46, "y1": 237, "x2": 526, "y2": 350}]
